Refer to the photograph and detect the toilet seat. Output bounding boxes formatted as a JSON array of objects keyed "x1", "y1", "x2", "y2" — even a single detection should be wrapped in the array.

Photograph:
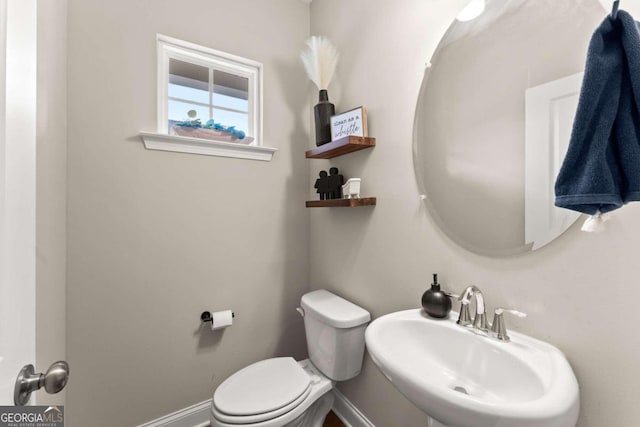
[
  {"x1": 213, "y1": 357, "x2": 312, "y2": 424},
  {"x1": 211, "y1": 359, "x2": 335, "y2": 427}
]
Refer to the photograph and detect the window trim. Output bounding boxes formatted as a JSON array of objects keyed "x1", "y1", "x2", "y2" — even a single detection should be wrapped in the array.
[
  {"x1": 141, "y1": 35, "x2": 274, "y2": 161},
  {"x1": 139, "y1": 131, "x2": 277, "y2": 161},
  {"x1": 157, "y1": 34, "x2": 263, "y2": 147}
]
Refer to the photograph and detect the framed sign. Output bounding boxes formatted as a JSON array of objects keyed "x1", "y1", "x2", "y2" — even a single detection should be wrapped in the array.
[{"x1": 330, "y1": 106, "x2": 368, "y2": 140}]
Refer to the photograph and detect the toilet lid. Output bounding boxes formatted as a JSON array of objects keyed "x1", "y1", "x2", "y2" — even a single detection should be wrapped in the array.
[{"x1": 214, "y1": 357, "x2": 311, "y2": 417}]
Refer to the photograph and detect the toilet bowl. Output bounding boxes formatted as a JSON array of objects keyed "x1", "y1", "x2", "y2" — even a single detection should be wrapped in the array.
[{"x1": 210, "y1": 290, "x2": 370, "y2": 427}]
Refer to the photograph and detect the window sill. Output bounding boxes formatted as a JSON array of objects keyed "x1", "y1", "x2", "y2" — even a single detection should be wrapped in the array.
[{"x1": 139, "y1": 131, "x2": 277, "y2": 161}]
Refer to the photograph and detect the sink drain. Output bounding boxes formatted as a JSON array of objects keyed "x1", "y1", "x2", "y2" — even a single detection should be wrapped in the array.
[{"x1": 453, "y1": 386, "x2": 469, "y2": 394}]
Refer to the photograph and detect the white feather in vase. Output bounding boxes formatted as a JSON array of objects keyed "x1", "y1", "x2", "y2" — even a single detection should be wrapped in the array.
[{"x1": 300, "y1": 36, "x2": 339, "y2": 90}]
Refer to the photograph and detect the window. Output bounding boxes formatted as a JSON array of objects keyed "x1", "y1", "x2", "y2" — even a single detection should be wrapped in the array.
[{"x1": 157, "y1": 35, "x2": 262, "y2": 146}]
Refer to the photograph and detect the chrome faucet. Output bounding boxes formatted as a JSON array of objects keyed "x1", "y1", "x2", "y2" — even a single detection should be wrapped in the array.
[{"x1": 457, "y1": 286, "x2": 488, "y2": 332}]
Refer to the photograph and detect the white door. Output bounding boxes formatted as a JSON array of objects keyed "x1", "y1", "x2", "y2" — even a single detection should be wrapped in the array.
[
  {"x1": 0, "y1": 0, "x2": 69, "y2": 407},
  {"x1": 0, "y1": 0, "x2": 37, "y2": 404},
  {"x1": 524, "y1": 73, "x2": 582, "y2": 250}
]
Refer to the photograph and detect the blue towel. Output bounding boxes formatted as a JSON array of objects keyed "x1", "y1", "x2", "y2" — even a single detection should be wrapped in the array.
[{"x1": 555, "y1": 10, "x2": 640, "y2": 215}]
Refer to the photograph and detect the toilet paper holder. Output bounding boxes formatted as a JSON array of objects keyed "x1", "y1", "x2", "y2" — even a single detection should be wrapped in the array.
[{"x1": 200, "y1": 310, "x2": 235, "y2": 325}]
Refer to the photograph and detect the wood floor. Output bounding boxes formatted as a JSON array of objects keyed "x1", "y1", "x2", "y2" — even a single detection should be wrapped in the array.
[{"x1": 324, "y1": 410, "x2": 347, "y2": 427}]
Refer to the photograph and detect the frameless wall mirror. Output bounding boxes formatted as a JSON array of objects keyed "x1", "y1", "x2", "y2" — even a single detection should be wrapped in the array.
[{"x1": 414, "y1": 0, "x2": 609, "y2": 257}]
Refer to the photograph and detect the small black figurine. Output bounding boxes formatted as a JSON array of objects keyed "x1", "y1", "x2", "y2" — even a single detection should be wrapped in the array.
[
  {"x1": 328, "y1": 167, "x2": 344, "y2": 199},
  {"x1": 314, "y1": 170, "x2": 330, "y2": 200}
]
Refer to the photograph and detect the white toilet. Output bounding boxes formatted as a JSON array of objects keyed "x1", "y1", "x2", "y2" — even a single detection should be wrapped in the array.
[{"x1": 210, "y1": 289, "x2": 371, "y2": 427}]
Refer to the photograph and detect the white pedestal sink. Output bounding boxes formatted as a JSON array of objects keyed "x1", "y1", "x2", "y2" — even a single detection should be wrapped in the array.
[{"x1": 365, "y1": 309, "x2": 579, "y2": 427}]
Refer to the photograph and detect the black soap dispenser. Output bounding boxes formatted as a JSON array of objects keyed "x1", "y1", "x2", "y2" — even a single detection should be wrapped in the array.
[{"x1": 421, "y1": 274, "x2": 452, "y2": 319}]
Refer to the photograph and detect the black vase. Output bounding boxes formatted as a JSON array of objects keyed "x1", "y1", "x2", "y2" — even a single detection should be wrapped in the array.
[{"x1": 314, "y1": 89, "x2": 335, "y2": 146}]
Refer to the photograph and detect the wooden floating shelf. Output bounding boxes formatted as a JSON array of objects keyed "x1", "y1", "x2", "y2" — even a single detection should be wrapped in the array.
[
  {"x1": 306, "y1": 197, "x2": 377, "y2": 208},
  {"x1": 305, "y1": 136, "x2": 376, "y2": 159}
]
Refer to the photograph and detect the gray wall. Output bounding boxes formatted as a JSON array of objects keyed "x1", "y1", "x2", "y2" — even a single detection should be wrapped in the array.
[
  {"x1": 66, "y1": 0, "x2": 310, "y2": 425},
  {"x1": 36, "y1": 0, "x2": 67, "y2": 406},
  {"x1": 310, "y1": 1, "x2": 640, "y2": 426}
]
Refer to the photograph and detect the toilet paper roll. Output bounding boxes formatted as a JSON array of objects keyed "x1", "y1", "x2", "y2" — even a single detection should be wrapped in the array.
[{"x1": 210, "y1": 310, "x2": 233, "y2": 331}]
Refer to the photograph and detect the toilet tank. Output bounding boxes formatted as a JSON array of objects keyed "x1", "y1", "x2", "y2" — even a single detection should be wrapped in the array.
[{"x1": 300, "y1": 290, "x2": 371, "y2": 381}]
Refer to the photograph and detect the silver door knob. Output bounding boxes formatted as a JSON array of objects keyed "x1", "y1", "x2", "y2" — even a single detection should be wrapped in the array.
[{"x1": 14, "y1": 361, "x2": 69, "y2": 405}]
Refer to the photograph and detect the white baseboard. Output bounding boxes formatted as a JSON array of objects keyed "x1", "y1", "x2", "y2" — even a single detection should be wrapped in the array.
[
  {"x1": 332, "y1": 388, "x2": 376, "y2": 427},
  {"x1": 137, "y1": 399, "x2": 211, "y2": 427},
  {"x1": 136, "y1": 389, "x2": 374, "y2": 427}
]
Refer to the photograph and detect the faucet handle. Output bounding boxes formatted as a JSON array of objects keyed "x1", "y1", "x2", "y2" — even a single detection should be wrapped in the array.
[
  {"x1": 490, "y1": 307, "x2": 527, "y2": 342},
  {"x1": 495, "y1": 308, "x2": 526, "y2": 317},
  {"x1": 443, "y1": 291, "x2": 472, "y2": 326},
  {"x1": 458, "y1": 286, "x2": 476, "y2": 304},
  {"x1": 456, "y1": 302, "x2": 472, "y2": 326}
]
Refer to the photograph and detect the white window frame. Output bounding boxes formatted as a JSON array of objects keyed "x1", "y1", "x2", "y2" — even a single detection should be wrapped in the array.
[{"x1": 140, "y1": 35, "x2": 275, "y2": 161}]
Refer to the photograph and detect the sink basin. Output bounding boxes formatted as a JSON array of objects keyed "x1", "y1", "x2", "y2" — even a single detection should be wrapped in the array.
[{"x1": 365, "y1": 309, "x2": 579, "y2": 427}]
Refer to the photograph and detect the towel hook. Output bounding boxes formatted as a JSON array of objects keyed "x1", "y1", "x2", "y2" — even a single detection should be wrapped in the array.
[{"x1": 611, "y1": 0, "x2": 620, "y2": 20}]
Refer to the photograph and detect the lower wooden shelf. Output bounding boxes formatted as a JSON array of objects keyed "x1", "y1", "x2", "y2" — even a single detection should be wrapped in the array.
[{"x1": 305, "y1": 197, "x2": 377, "y2": 208}]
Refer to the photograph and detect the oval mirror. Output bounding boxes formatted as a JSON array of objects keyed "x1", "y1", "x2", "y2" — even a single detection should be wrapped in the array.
[{"x1": 414, "y1": 0, "x2": 609, "y2": 256}]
